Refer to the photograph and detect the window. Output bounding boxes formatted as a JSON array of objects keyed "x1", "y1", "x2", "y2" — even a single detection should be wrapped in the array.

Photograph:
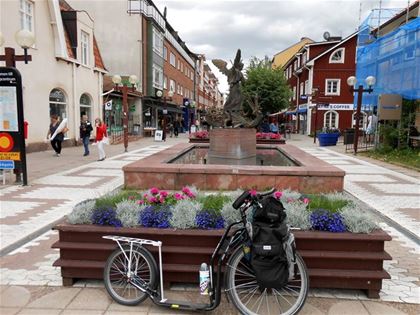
[
  {"x1": 302, "y1": 52, "x2": 307, "y2": 64},
  {"x1": 79, "y1": 93, "x2": 92, "y2": 119},
  {"x1": 163, "y1": 46, "x2": 167, "y2": 60},
  {"x1": 81, "y1": 31, "x2": 89, "y2": 65},
  {"x1": 163, "y1": 75, "x2": 167, "y2": 89},
  {"x1": 152, "y1": 27, "x2": 164, "y2": 57},
  {"x1": 297, "y1": 56, "x2": 301, "y2": 68},
  {"x1": 304, "y1": 80, "x2": 309, "y2": 96},
  {"x1": 324, "y1": 110, "x2": 339, "y2": 128},
  {"x1": 293, "y1": 60, "x2": 297, "y2": 71},
  {"x1": 49, "y1": 89, "x2": 67, "y2": 119},
  {"x1": 190, "y1": 71, "x2": 194, "y2": 80},
  {"x1": 299, "y1": 82, "x2": 304, "y2": 96},
  {"x1": 180, "y1": 85, "x2": 183, "y2": 96},
  {"x1": 152, "y1": 64, "x2": 163, "y2": 89},
  {"x1": 20, "y1": 0, "x2": 34, "y2": 32},
  {"x1": 329, "y1": 48, "x2": 345, "y2": 63},
  {"x1": 169, "y1": 79, "x2": 176, "y2": 93},
  {"x1": 180, "y1": 62, "x2": 183, "y2": 72},
  {"x1": 325, "y1": 79, "x2": 341, "y2": 96},
  {"x1": 292, "y1": 86, "x2": 296, "y2": 101},
  {"x1": 177, "y1": 59, "x2": 180, "y2": 70},
  {"x1": 170, "y1": 52, "x2": 176, "y2": 67}
]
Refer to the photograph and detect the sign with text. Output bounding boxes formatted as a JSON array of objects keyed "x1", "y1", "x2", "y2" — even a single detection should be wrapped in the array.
[
  {"x1": 104, "y1": 100, "x2": 112, "y2": 111},
  {"x1": 0, "y1": 160, "x2": 14, "y2": 169},
  {"x1": 154, "y1": 130, "x2": 163, "y2": 142},
  {"x1": 318, "y1": 103, "x2": 354, "y2": 111},
  {"x1": 0, "y1": 67, "x2": 28, "y2": 184},
  {"x1": 378, "y1": 94, "x2": 402, "y2": 120}
]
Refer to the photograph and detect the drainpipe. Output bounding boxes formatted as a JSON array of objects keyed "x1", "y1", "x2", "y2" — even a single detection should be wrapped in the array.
[
  {"x1": 292, "y1": 71, "x2": 300, "y2": 133},
  {"x1": 72, "y1": 63, "x2": 78, "y2": 143}
]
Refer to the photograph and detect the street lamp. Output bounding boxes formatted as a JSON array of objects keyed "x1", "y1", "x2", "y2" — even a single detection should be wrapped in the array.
[
  {"x1": 112, "y1": 74, "x2": 138, "y2": 152},
  {"x1": 347, "y1": 75, "x2": 375, "y2": 154},
  {"x1": 0, "y1": 30, "x2": 35, "y2": 66}
]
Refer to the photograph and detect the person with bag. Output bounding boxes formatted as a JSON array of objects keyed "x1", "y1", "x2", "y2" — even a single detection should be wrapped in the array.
[
  {"x1": 95, "y1": 118, "x2": 108, "y2": 161},
  {"x1": 80, "y1": 114, "x2": 93, "y2": 156},
  {"x1": 46, "y1": 115, "x2": 66, "y2": 157}
]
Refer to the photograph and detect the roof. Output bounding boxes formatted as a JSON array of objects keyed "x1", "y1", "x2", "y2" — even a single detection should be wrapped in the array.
[
  {"x1": 272, "y1": 37, "x2": 314, "y2": 69},
  {"x1": 59, "y1": 0, "x2": 106, "y2": 70},
  {"x1": 375, "y1": 1, "x2": 419, "y2": 33},
  {"x1": 306, "y1": 32, "x2": 358, "y2": 66}
]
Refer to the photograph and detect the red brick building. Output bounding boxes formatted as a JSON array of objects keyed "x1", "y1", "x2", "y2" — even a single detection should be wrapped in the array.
[
  {"x1": 284, "y1": 33, "x2": 359, "y2": 134},
  {"x1": 197, "y1": 55, "x2": 221, "y2": 111}
]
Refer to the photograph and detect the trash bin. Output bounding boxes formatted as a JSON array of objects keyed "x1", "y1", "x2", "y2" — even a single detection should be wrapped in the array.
[{"x1": 344, "y1": 128, "x2": 355, "y2": 145}]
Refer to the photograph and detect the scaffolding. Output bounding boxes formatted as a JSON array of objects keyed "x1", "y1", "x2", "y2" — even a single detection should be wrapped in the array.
[{"x1": 355, "y1": 9, "x2": 420, "y2": 110}]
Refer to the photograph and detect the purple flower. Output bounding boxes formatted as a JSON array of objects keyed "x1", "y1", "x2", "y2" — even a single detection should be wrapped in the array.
[
  {"x1": 195, "y1": 211, "x2": 225, "y2": 229},
  {"x1": 91, "y1": 207, "x2": 122, "y2": 227},
  {"x1": 139, "y1": 205, "x2": 172, "y2": 228},
  {"x1": 310, "y1": 209, "x2": 346, "y2": 233}
]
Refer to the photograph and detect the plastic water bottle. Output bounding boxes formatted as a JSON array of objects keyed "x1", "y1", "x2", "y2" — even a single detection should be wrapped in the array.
[{"x1": 199, "y1": 263, "x2": 210, "y2": 295}]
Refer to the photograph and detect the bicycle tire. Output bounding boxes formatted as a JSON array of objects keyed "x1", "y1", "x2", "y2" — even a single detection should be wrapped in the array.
[
  {"x1": 104, "y1": 245, "x2": 158, "y2": 306},
  {"x1": 225, "y1": 246, "x2": 309, "y2": 315}
]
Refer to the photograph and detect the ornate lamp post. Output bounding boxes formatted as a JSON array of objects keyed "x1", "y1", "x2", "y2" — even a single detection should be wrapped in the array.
[
  {"x1": 112, "y1": 74, "x2": 138, "y2": 152},
  {"x1": 0, "y1": 30, "x2": 35, "y2": 185},
  {"x1": 347, "y1": 75, "x2": 376, "y2": 154},
  {"x1": 156, "y1": 89, "x2": 174, "y2": 140}
]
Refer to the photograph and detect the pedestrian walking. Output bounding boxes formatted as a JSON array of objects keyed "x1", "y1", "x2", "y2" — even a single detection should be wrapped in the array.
[
  {"x1": 95, "y1": 118, "x2": 108, "y2": 161},
  {"x1": 80, "y1": 114, "x2": 93, "y2": 156},
  {"x1": 173, "y1": 118, "x2": 180, "y2": 137},
  {"x1": 47, "y1": 115, "x2": 65, "y2": 157}
]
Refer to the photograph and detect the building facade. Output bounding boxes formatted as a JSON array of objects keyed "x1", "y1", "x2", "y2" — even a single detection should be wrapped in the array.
[
  {"x1": 0, "y1": 0, "x2": 106, "y2": 151},
  {"x1": 196, "y1": 54, "x2": 222, "y2": 112},
  {"x1": 272, "y1": 37, "x2": 313, "y2": 69},
  {"x1": 283, "y1": 34, "x2": 358, "y2": 134}
]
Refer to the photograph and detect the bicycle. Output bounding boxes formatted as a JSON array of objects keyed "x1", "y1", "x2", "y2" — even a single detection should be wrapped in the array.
[{"x1": 103, "y1": 188, "x2": 309, "y2": 315}]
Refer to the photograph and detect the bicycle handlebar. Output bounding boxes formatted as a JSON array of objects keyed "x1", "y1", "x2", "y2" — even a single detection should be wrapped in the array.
[{"x1": 232, "y1": 188, "x2": 276, "y2": 210}]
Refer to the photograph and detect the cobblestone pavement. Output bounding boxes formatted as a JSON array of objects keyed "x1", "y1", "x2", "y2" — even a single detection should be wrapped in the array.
[
  {"x1": 0, "y1": 284, "x2": 419, "y2": 315},
  {"x1": 0, "y1": 137, "x2": 178, "y2": 255}
]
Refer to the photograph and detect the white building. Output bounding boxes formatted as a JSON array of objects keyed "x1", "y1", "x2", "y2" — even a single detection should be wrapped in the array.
[{"x1": 0, "y1": 0, "x2": 106, "y2": 151}]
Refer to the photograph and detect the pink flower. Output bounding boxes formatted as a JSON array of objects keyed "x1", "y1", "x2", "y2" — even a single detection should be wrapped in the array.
[
  {"x1": 274, "y1": 191, "x2": 283, "y2": 199},
  {"x1": 186, "y1": 191, "x2": 196, "y2": 198},
  {"x1": 143, "y1": 193, "x2": 148, "y2": 198},
  {"x1": 150, "y1": 187, "x2": 159, "y2": 195},
  {"x1": 136, "y1": 200, "x2": 144, "y2": 205},
  {"x1": 174, "y1": 193, "x2": 184, "y2": 200},
  {"x1": 249, "y1": 189, "x2": 257, "y2": 197},
  {"x1": 159, "y1": 196, "x2": 165, "y2": 204},
  {"x1": 182, "y1": 187, "x2": 191, "y2": 194},
  {"x1": 160, "y1": 191, "x2": 168, "y2": 198},
  {"x1": 303, "y1": 198, "x2": 310, "y2": 204},
  {"x1": 148, "y1": 196, "x2": 158, "y2": 203},
  {"x1": 287, "y1": 197, "x2": 294, "y2": 203}
]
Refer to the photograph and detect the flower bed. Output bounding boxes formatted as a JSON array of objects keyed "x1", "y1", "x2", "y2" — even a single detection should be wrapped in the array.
[
  {"x1": 189, "y1": 131, "x2": 286, "y2": 144},
  {"x1": 53, "y1": 188, "x2": 391, "y2": 298}
]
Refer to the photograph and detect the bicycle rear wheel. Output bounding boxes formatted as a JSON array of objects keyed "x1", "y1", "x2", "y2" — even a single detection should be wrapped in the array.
[
  {"x1": 104, "y1": 245, "x2": 158, "y2": 306},
  {"x1": 226, "y1": 246, "x2": 309, "y2": 315}
]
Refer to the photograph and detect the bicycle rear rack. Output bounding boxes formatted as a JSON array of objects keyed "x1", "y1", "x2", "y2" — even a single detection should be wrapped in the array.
[{"x1": 103, "y1": 235, "x2": 167, "y2": 302}]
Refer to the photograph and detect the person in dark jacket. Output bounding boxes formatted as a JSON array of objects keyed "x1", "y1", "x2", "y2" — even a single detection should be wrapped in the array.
[
  {"x1": 80, "y1": 114, "x2": 93, "y2": 156},
  {"x1": 260, "y1": 118, "x2": 270, "y2": 133},
  {"x1": 47, "y1": 115, "x2": 64, "y2": 157}
]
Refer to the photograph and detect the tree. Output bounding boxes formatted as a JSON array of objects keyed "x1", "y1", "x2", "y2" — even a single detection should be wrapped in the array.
[{"x1": 242, "y1": 56, "x2": 291, "y2": 115}]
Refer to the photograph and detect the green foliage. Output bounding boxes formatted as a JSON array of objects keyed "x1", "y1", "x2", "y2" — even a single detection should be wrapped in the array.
[
  {"x1": 170, "y1": 199, "x2": 202, "y2": 229},
  {"x1": 307, "y1": 194, "x2": 350, "y2": 213},
  {"x1": 242, "y1": 56, "x2": 292, "y2": 114},
  {"x1": 115, "y1": 200, "x2": 144, "y2": 228},
  {"x1": 339, "y1": 205, "x2": 378, "y2": 233},
  {"x1": 198, "y1": 194, "x2": 231, "y2": 214},
  {"x1": 362, "y1": 148, "x2": 420, "y2": 170},
  {"x1": 284, "y1": 201, "x2": 311, "y2": 230},
  {"x1": 95, "y1": 190, "x2": 138, "y2": 209},
  {"x1": 67, "y1": 200, "x2": 95, "y2": 224}
]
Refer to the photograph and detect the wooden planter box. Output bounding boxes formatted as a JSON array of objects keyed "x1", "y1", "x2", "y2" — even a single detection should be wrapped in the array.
[
  {"x1": 189, "y1": 138, "x2": 286, "y2": 144},
  {"x1": 52, "y1": 222, "x2": 391, "y2": 298}
]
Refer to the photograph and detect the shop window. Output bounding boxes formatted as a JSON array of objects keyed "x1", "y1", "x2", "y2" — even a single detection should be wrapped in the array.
[
  {"x1": 324, "y1": 110, "x2": 339, "y2": 128},
  {"x1": 49, "y1": 89, "x2": 67, "y2": 120},
  {"x1": 329, "y1": 48, "x2": 345, "y2": 63},
  {"x1": 80, "y1": 93, "x2": 92, "y2": 120}
]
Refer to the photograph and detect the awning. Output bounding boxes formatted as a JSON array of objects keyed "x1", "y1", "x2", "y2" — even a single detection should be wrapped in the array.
[
  {"x1": 143, "y1": 97, "x2": 184, "y2": 114},
  {"x1": 286, "y1": 111, "x2": 296, "y2": 115},
  {"x1": 296, "y1": 108, "x2": 307, "y2": 114},
  {"x1": 269, "y1": 110, "x2": 287, "y2": 116}
]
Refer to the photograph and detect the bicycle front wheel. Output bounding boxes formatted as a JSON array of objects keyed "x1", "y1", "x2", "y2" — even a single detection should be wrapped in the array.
[
  {"x1": 226, "y1": 247, "x2": 309, "y2": 315},
  {"x1": 104, "y1": 245, "x2": 158, "y2": 306}
]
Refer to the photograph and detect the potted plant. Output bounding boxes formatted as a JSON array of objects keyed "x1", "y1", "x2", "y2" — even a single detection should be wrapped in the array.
[
  {"x1": 317, "y1": 127, "x2": 341, "y2": 146},
  {"x1": 53, "y1": 188, "x2": 391, "y2": 298}
]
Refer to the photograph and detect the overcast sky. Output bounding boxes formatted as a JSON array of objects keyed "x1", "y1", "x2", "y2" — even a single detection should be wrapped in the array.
[{"x1": 155, "y1": 0, "x2": 411, "y2": 92}]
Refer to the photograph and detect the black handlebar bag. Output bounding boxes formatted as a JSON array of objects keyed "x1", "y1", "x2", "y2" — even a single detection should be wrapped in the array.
[{"x1": 251, "y1": 196, "x2": 289, "y2": 289}]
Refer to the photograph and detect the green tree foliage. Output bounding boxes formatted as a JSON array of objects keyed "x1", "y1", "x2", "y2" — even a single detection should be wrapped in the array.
[{"x1": 242, "y1": 56, "x2": 292, "y2": 114}]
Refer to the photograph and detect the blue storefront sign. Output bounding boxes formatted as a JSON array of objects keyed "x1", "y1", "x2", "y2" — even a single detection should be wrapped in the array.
[{"x1": 0, "y1": 160, "x2": 15, "y2": 169}]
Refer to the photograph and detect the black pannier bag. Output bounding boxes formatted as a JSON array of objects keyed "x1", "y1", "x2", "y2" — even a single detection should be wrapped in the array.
[{"x1": 251, "y1": 196, "x2": 290, "y2": 289}]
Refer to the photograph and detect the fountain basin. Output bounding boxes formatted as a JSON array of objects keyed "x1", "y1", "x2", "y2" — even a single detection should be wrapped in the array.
[{"x1": 123, "y1": 143, "x2": 345, "y2": 193}]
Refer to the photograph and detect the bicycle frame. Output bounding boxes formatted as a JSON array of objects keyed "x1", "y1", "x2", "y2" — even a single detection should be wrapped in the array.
[{"x1": 103, "y1": 211, "x2": 250, "y2": 311}]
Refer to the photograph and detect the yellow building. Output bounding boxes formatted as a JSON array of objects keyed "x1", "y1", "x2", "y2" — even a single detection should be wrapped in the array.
[{"x1": 272, "y1": 37, "x2": 314, "y2": 69}]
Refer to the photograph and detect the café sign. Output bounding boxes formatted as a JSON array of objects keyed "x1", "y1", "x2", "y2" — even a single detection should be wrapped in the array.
[{"x1": 318, "y1": 103, "x2": 354, "y2": 111}]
